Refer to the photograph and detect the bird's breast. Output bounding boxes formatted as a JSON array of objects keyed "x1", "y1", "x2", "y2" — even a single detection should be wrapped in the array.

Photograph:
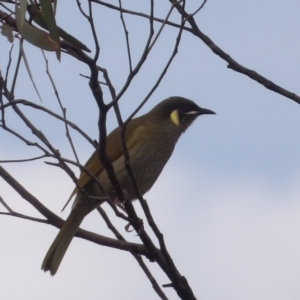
[{"x1": 81, "y1": 124, "x2": 181, "y2": 203}]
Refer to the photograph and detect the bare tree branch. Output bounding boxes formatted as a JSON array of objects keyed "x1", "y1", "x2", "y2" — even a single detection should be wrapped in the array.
[
  {"x1": 0, "y1": 195, "x2": 49, "y2": 224},
  {"x1": 90, "y1": 1, "x2": 300, "y2": 105},
  {"x1": 118, "y1": 0, "x2": 133, "y2": 73},
  {"x1": 0, "y1": 154, "x2": 48, "y2": 163},
  {"x1": 0, "y1": 165, "x2": 150, "y2": 255},
  {"x1": 0, "y1": 98, "x2": 96, "y2": 146},
  {"x1": 189, "y1": 0, "x2": 207, "y2": 18},
  {"x1": 42, "y1": 51, "x2": 80, "y2": 164},
  {"x1": 106, "y1": 0, "x2": 155, "y2": 108},
  {"x1": 3, "y1": 1, "x2": 296, "y2": 299},
  {"x1": 97, "y1": 207, "x2": 169, "y2": 300}
]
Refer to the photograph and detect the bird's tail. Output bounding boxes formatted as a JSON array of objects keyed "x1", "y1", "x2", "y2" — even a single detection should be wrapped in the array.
[{"x1": 41, "y1": 210, "x2": 84, "y2": 276}]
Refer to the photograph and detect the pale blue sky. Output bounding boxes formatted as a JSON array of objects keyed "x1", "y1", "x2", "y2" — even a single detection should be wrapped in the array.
[{"x1": 1, "y1": 1, "x2": 300, "y2": 299}]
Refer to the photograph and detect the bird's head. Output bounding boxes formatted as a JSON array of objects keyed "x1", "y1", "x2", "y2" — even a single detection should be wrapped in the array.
[{"x1": 150, "y1": 96, "x2": 216, "y2": 133}]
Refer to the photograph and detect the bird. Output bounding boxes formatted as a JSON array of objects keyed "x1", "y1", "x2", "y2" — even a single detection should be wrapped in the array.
[{"x1": 41, "y1": 96, "x2": 215, "y2": 275}]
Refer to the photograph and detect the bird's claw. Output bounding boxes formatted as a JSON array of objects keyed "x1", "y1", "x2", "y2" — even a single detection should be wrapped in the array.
[{"x1": 125, "y1": 217, "x2": 144, "y2": 235}]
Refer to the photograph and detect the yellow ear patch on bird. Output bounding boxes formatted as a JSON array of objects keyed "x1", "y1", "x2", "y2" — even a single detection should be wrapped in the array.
[{"x1": 170, "y1": 109, "x2": 180, "y2": 126}]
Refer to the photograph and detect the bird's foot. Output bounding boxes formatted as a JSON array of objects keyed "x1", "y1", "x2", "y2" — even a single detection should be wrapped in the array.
[
  {"x1": 113, "y1": 189, "x2": 131, "y2": 212},
  {"x1": 125, "y1": 217, "x2": 144, "y2": 234},
  {"x1": 113, "y1": 189, "x2": 130, "y2": 205}
]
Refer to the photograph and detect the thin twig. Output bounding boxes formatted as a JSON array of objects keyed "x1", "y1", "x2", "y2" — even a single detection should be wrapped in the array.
[
  {"x1": 91, "y1": 1, "x2": 300, "y2": 105},
  {"x1": 6, "y1": 99, "x2": 80, "y2": 191},
  {"x1": 20, "y1": 44, "x2": 42, "y2": 102},
  {"x1": 188, "y1": 0, "x2": 207, "y2": 18},
  {"x1": 0, "y1": 122, "x2": 51, "y2": 156},
  {"x1": 0, "y1": 99, "x2": 96, "y2": 146},
  {"x1": 97, "y1": 67, "x2": 117, "y2": 99},
  {"x1": 148, "y1": 0, "x2": 180, "y2": 52},
  {"x1": 0, "y1": 2, "x2": 14, "y2": 14},
  {"x1": 97, "y1": 207, "x2": 168, "y2": 300},
  {"x1": 88, "y1": 0, "x2": 100, "y2": 62},
  {"x1": 125, "y1": 6, "x2": 186, "y2": 123},
  {"x1": 118, "y1": 0, "x2": 132, "y2": 72},
  {"x1": 0, "y1": 75, "x2": 5, "y2": 126},
  {"x1": 0, "y1": 154, "x2": 48, "y2": 163},
  {"x1": 170, "y1": 0, "x2": 300, "y2": 105},
  {"x1": 42, "y1": 50, "x2": 80, "y2": 165},
  {"x1": 80, "y1": 73, "x2": 108, "y2": 86},
  {"x1": 0, "y1": 196, "x2": 13, "y2": 212},
  {"x1": 4, "y1": 44, "x2": 14, "y2": 85},
  {"x1": 91, "y1": 1, "x2": 191, "y2": 31},
  {"x1": 76, "y1": 0, "x2": 90, "y2": 19},
  {"x1": 0, "y1": 165, "x2": 150, "y2": 255},
  {"x1": 97, "y1": 206, "x2": 127, "y2": 240},
  {"x1": 10, "y1": 38, "x2": 22, "y2": 96},
  {"x1": 106, "y1": 0, "x2": 155, "y2": 108},
  {"x1": 0, "y1": 211, "x2": 50, "y2": 224}
]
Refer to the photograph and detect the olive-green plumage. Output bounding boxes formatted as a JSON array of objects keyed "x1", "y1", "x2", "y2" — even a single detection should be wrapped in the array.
[{"x1": 41, "y1": 96, "x2": 215, "y2": 275}]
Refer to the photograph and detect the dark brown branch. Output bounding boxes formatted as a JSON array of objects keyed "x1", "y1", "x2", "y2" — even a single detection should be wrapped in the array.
[
  {"x1": 0, "y1": 120, "x2": 51, "y2": 156},
  {"x1": 0, "y1": 73, "x2": 5, "y2": 126},
  {"x1": 90, "y1": 2, "x2": 300, "y2": 105},
  {"x1": 95, "y1": 2, "x2": 196, "y2": 298},
  {"x1": 125, "y1": 8, "x2": 185, "y2": 123},
  {"x1": 99, "y1": 205, "x2": 167, "y2": 300},
  {"x1": 7, "y1": 101, "x2": 79, "y2": 185},
  {"x1": 97, "y1": 206, "x2": 126, "y2": 240},
  {"x1": 123, "y1": 4, "x2": 187, "y2": 231},
  {"x1": 148, "y1": 2, "x2": 177, "y2": 52},
  {"x1": 76, "y1": 0, "x2": 89, "y2": 19},
  {"x1": 118, "y1": 0, "x2": 133, "y2": 73},
  {"x1": 94, "y1": 3, "x2": 157, "y2": 225},
  {"x1": 189, "y1": 0, "x2": 207, "y2": 18},
  {"x1": 1, "y1": 82, "x2": 83, "y2": 198},
  {"x1": 135, "y1": 254, "x2": 169, "y2": 300},
  {"x1": 0, "y1": 2, "x2": 14, "y2": 14},
  {"x1": 88, "y1": 1, "x2": 101, "y2": 63},
  {"x1": 91, "y1": 1, "x2": 190, "y2": 31},
  {"x1": 79, "y1": 73, "x2": 108, "y2": 86},
  {"x1": 106, "y1": 0, "x2": 155, "y2": 108},
  {"x1": 0, "y1": 72, "x2": 13, "y2": 100},
  {"x1": 0, "y1": 99, "x2": 95, "y2": 146},
  {"x1": 0, "y1": 212, "x2": 48, "y2": 223},
  {"x1": 10, "y1": 38, "x2": 22, "y2": 96},
  {"x1": 4, "y1": 44, "x2": 14, "y2": 85},
  {"x1": 123, "y1": 4, "x2": 197, "y2": 299},
  {"x1": 76, "y1": 6, "x2": 127, "y2": 204},
  {"x1": 0, "y1": 194, "x2": 49, "y2": 224},
  {"x1": 58, "y1": 43, "x2": 129, "y2": 215},
  {"x1": 0, "y1": 165, "x2": 61, "y2": 223},
  {"x1": 0, "y1": 165, "x2": 149, "y2": 255},
  {"x1": 0, "y1": 9, "x2": 18, "y2": 30},
  {"x1": 42, "y1": 51, "x2": 80, "y2": 164},
  {"x1": 0, "y1": 154, "x2": 47, "y2": 163},
  {"x1": 170, "y1": 0, "x2": 300, "y2": 105}
]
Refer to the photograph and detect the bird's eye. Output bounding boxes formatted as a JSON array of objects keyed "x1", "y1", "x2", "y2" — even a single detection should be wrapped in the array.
[
  {"x1": 179, "y1": 107, "x2": 198, "y2": 124},
  {"x1": 179, "y1": 108, "x2": 189, "y2": 124}
]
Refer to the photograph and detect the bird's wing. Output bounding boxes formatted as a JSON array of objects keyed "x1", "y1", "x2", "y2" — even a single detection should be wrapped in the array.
[{"x1": 62, "y1": 118, "x2": 144, "y2": 210}]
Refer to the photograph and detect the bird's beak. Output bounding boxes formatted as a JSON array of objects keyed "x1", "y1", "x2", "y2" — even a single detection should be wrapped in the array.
[{"x1": 200, "y1": 108, "x2": 216, "y2": 115}]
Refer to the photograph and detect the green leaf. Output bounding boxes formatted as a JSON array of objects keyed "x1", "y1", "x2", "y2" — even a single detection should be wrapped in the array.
[
  {"x1": 39, "y1": 0, "x2": 61, "y2": 60},
  {"x1": 56, "y1": 26, "x2": 91, "y2": 52},
  {"x1": 28, "y1": 4, "x2": 90, "y2": 52},
  {"x1": 17, "y1": 0, "x2": 27, "y2": 30},
  {"x1": 20, "y1": 44, "x2": 43, "y2": 102},
  {"x1": 0, "y1": 24, "x2": 14, "y2": 42},
  {"x1": 16, "y1": 2, "x2": 59, "y2": 51}
]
